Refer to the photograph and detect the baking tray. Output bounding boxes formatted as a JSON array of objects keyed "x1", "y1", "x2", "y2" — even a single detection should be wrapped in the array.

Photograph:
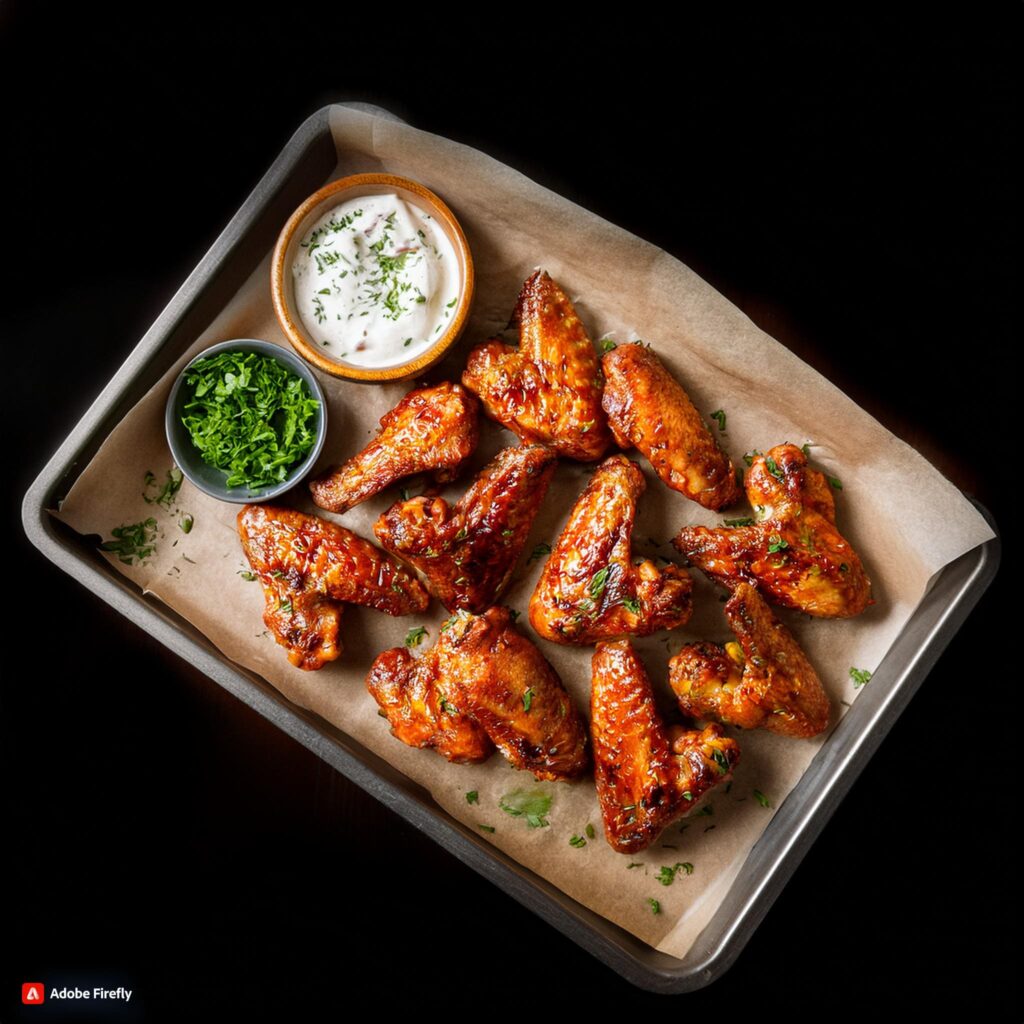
[{"x1": 21, "y1": 102, "x2": 1000, "y2": 993}]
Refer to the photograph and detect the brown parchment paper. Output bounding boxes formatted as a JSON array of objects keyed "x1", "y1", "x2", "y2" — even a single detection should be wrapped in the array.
[{"x1": 53, "y1": 105, "x2": 994, "y2": 958}]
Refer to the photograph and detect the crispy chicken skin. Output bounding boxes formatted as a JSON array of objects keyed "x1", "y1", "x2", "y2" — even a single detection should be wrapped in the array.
[
  {"x1": 374, "y1": 444, "x2": 558, "y2": 613},
  {"x1": 462, "y1": 270, "x2": 612, "y2": 461},
  {"x1": 367, "y1": 607, "x2": 589, "y2": 781},
  {"x1": 529, "y1": 455, "x2": 693, "y2": 645},
  {"x1": 602, "y1": 343, "x2": 740, "y2": 510},
  {"x1": 309, "y1": 382, "x2": 479, "y2": 514},
  {"x1": 669, "y1": 583, "x2": 830, "y2": 738},
  {"x1": 238, "y1": 505, "x2": 429, "y2": 670},
  {"x1": 591, "y1": 640, "x2": 740, "y2": 854},
  {"x1": 674, "y1": 444, "x2": 872, "y2": 617}
]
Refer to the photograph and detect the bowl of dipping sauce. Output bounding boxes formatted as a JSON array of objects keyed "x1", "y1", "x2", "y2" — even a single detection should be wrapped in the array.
[
  {"x1": 165, "y1": 339, "x2": 327, "y2": 503},
  {"x1": 271, "y1": 173, "x2": 474, "y2": 383}
]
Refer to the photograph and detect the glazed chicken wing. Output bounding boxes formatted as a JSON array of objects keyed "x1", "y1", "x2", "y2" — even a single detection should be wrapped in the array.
[
  {"x1": 238, "y1": 504, "x2": 429, "y2": 670},
  {"x1": 602, "y1": 342, "x2": 740, "y2": 510},
  {"x1": 374, "y1": 445, "x2": 558, "y2": 613},
  {"x1": 529, "y1": 455, "x2": 693, "y2": 644},
  {"x1": 309, "y1": 381, "x2": 479, "y2": 514},
  {"x1": 462, "y1": 270, "x2": 612, "y2": 461},
  {"x1": 367, "y1": 607, "x2": 589, "y2": 781},
  {"x1": 591, "y1": 640, "x2": 740, "y2": 854},
  {"x1": 674, "y1": 444, "x2": 872, "y2": 617},
  {"x1": 669, "y1": 582, "x2": 830, "y2": 738}
]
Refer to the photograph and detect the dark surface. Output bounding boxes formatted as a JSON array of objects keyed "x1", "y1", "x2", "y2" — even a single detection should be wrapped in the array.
[{"x1": 3, "y1": 9, "x2": 1016, "y2": 1019}]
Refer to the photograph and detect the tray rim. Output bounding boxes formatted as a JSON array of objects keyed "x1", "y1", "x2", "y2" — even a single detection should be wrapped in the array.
[{"x1": 20, "y1": 101, "x2": 1002, "y2": 993}]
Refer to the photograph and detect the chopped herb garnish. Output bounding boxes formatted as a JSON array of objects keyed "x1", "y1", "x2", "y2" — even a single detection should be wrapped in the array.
[
  {"x1": 439, "y1": 698, "x2": 459, "y2": 715},
  {"x1": 801, "y1": 443, "x2": 812, "y2": 456},
  {"x1": 710, "y1": 409, "x2": 727, "y2": 431},
  {"x1": 646, "y1": 898, "x2": 661, "y2": 915},
  {"x1": 278, "y1": 597, "x2": 293, "y2": 614},
  {"x1": 600, "y1": 338, "x2": 616, "y2": 352},
  {"x1": 694, "y1": 805, "x2": 713, "y2": 818},
  {"x1": 569, "y1": 834, "x2": 587, "y2": 848},
  {"x1": 100, "y1": 518, "x2": 158, "y2": 565},
  {"x1": 179, "y1": 514, "x2": 194, "y2": 534},
  {"x1": 522, "y1": 688, "x2": 535, "y2": 712},
  {"x1": 656, "y1": 862, "x2": 695, "y2": 886},
  {"x1": 623, "y1": 596, "x2": 641, "y2": 614},
  {"x1": 529, "y1": 543, "x2": 552, "y2": 562},
  {"x1": 828, "y1": 475, "x2": 843, "y2": 490},
  {"x1": 743, "y1": 449, "x2": 761, "y2": 467},
  {"x1": 767, "y1": 533, "x2": 789, "y2": 554},
  {"x1": 586, "y1": 823, "x2": 596, "y2": 839},
  {"x1": 455, "y1": 527, "x2": 468, "y2": 541},
  {"x1": 711, "y1": 749, "x2": 731, "y2": 775},
  {"x1": 850, "y1": 666, "x2": 872, "y2": 688},
  {"x1": 589, "y1": 566, "x2": 610, "y2": 600},
  {"x1": 627, "y1": 862, "x2": 643, "y2": 870},
  {"x1": 238, "y1": 570, "x2": 257, "y2": 581},
  {"x1": 754, "y1": 789, "x2": 771, "y2": 808},
  {"x1": 446, "y1": 297, "x2": 457, "y2": 308},
  {"x1": 143, "y1": 467, "x2": 183, "y2": 509},
  {"x1": 724, "y1": 517, "x2": 754, "y2": 527},
  {"x1": 180, "y1": 351, "x2": 319, "y2": 490},
  {"x1": 508, "y1": 609, "x2": 521, "y2": 622},
  {"x1": 499, "y1": 788, "x2": 552, "y2": 828},
  {"x1": 405, "y1": 626, "x2": 428, "y2": 648},
  {"x1": 478, "y1": 824, "x2": 495, "y2": 833},
  {"x1": 765, "y1": 456, "x2": 784, "y2": 481},
  {"x1": 466, "y1": 790, "x2": 479, "y2": 805}
]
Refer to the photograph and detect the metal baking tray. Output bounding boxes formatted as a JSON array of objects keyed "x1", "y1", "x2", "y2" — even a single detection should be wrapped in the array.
[{"x1": 21, "y1": 102, "x2": 1000, "y2": 993}]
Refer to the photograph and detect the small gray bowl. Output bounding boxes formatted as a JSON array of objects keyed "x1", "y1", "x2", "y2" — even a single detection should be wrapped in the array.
[{"x1": 165, "y1": 338, "x2": 328, "y2": 504}]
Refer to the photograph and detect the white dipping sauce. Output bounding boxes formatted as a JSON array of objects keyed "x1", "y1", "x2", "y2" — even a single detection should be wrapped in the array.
[{"x1": 292, "y1": 194, "x2": 460, "y2": 368}]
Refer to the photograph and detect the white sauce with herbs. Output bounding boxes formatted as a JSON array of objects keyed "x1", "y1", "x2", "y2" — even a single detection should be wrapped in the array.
[{"x1": 292, "y1": 194, "x2": 460, "y2": 368}]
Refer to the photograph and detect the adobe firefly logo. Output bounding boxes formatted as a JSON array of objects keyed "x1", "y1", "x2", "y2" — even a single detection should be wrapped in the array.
[{"x1": 22, "y1": 982, "x2": 45, "y2": 1005}]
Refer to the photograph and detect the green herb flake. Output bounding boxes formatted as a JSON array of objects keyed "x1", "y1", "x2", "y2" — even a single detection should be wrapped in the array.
[
  {"x1": 646, "y1": 898, "x2": 661, "y2": 915},
  {"x1": 743, "y1": 449, "x2": 761, "y2": 467},
  {"x1": 656, "y1": 862, "x2": 694, "y2": 886},
  {"x1": 623, "y1": 596, "x2": 641, "y2": 614},
  {"x1": 455, "y1": 527, "x2": 468, "y2": 541},
  {"x1": 627, "y1": 862, "x2": 643, "y2": 870},
  {"x1": 508, "y1": 609, "x2": 521, "y2": 622},
  {"x1": 466, "y1": 790, "x2": 479, "y2": 805},
  {"x1": 589, "y1": 567, "x2": 610, "y2": 600},
  {"x1": 478, "y1": 824, "x2": 495, "y2": 833},
  {"x1": 828, "y1": 475, "x2": 844, "y2": 490},
  {"x1": 586, "y1": 823, "x2": 596, "y2": 839},
  {"x1": 754, "y1": 789, "x2": 771, "y2": 808},
  {"x1": 767, "y1": 533, "x2": 789, "y2": 554},
  {"x1": 179, "y1": 514, "x2": 194, "y2": 534},
  {"x1": 724, "y1": 517, "x2": 754, "y2": 527},
  {"x1": 710, "y1": 409, "x2": 727, "y2": 432},
  {"x1": 569, "y1": 834, "x2": 587, "y2": 848},
  {"x1": 528, "y1": 543, "x2": 552, "y2": 562},
  {"x1": 801, "y1": 443, "x2": 812, "y2": 457},
  {"x1": 238, "y1": 570, "x2": 257, "y2": 581},
  {"x1": 100, "y1": 518, "x2": 158, "y2": 565},
  {"x1": 711, "y1": 748, "x2": 731, "y2": 775},
  {"x1": 179, "y1": 351, "x2": 320, "y2": 490},
  {"x1": 143, "y1": 467, "x2": 183, "y2": 509},
  {"x1": 600, "y1": 338, "x2": 617, "y2": 352},
  {"x1": 499, "y1": 788, "x2": 552, "y2": 829},
  {"x1": 849, "y1": 666, "x2": 872, "y2": 688},
  {"x1": 522, "y1": 688, "x2": 535, "y2": 712},
  {"x1": 446, "y1": 297, "x2": 458, "y2": 308},
  {"x1": 278, "y1": 597, "x2": 293, "y2": 614},
  {"x1": 405, "y1": 626, "x2": 428, "y2": 648},
  {"x1": 765, "y1": 456, "x2": 784, "y2": 481}
]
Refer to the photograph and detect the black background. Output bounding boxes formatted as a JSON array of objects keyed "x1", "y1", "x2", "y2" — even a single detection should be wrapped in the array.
[{"x1": 2, "y1": 8, "x2": 1016, "y2": 1019}]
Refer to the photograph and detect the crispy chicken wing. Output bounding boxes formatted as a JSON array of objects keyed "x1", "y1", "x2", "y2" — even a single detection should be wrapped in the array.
[
  {"x1": 462, "y1": 270, "x2": 612, "y2": 461},
  {"x1": 529, "y1": 455, "x2": 693, "y2": 645},
  {"x1": 238, "y1": 504, "x2": 429, "y2": 670},
  {"x1": 367, "y1": 607, "x2": 589, "y2": 781},
  {"x1": 591, "y1": 640, "x2": 740, "y2": 853},
  {"x1": 669, "y1": 583, "x2": 830, "y2": 738},
  {"x1": 674, "y1": 444, "x2": 871, "y2": 617},
  {"x1": 309, "y1": 381, "x2": 479, "y2": 514},
  {"x1": 602, "y1": 342, "x2": 740, "y2": 510},
  {"x1": 374, "y1": 445, "x2": 558, "y2": 613}
]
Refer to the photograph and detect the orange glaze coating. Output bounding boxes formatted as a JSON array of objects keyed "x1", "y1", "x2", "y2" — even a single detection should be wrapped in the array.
[
  {"x1": 462, "y1": 270, "x2": 612, "y2": 461},
  {"x1": 530, "y1": 455, "x2": 692, "y2": 645},
  {"x1": 237, "y1": 504, "x2": 429, "y2": 670},
  {"x1": 675, "y1": 444, "x2": 872, "y2": 617},
  {"x1": 669, "y1": 583, "x2": 831, "y2": 738},
  {"x1": 367, "y1": 607, "x2": 589, "y2": 781},
  {"x1": 601, "y1": 343, "x2": 740, "y2": 510},
  {"x1": 374, "y1": 444, "x2": 557, "y2": 613},
  {"x1": 591, "y1": 640, "x2": 739, "y2": 853},
  {"x1": 309, "y1": 381, "x2": 479, "y2": 513}
]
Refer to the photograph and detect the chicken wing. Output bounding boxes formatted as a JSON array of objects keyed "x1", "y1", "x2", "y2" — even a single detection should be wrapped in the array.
[
  {"x1": 461, "y1": 270, "x2": 612, "y2": 461},
  {"x1": 674, "y1": 444, "x2": 872, "y2": 617},
  {"x1": 238, "y1": 504, "x2": 429, "y2": 670},
  {"x1": 669, "y1": 582, "x2": 830, "y2": 738},
  {"x1": 374, "y1": 445, "x2": 558, "y2": 613},
  {"x1": 529, "y1": 455, "x2": 693, "y2": 644},
  {"x1": 602, "y1": 342, "x2": 740, "y2": 510},
  {"x1": 591, "y1": 640, "x2": 740, "y2": 854},
  {"x1": 309, "y1": 381, "x2": 479, "y2": 514},
  {"x1": 367, "y1": 607, "x2": 589, "y2": 781}
]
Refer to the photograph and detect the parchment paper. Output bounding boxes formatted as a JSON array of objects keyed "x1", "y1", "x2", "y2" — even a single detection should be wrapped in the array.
[{"x1": 53, "y1": 105, "x2": 994, "y2": 958}]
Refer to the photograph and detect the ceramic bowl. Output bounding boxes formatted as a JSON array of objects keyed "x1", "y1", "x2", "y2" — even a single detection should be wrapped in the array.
[
  {"x1": 165, "y1": 338, "x2": 327, "y2": 503},
  {"x1": 271, "y1": 172, "x2": 474, "y2": 383}
]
